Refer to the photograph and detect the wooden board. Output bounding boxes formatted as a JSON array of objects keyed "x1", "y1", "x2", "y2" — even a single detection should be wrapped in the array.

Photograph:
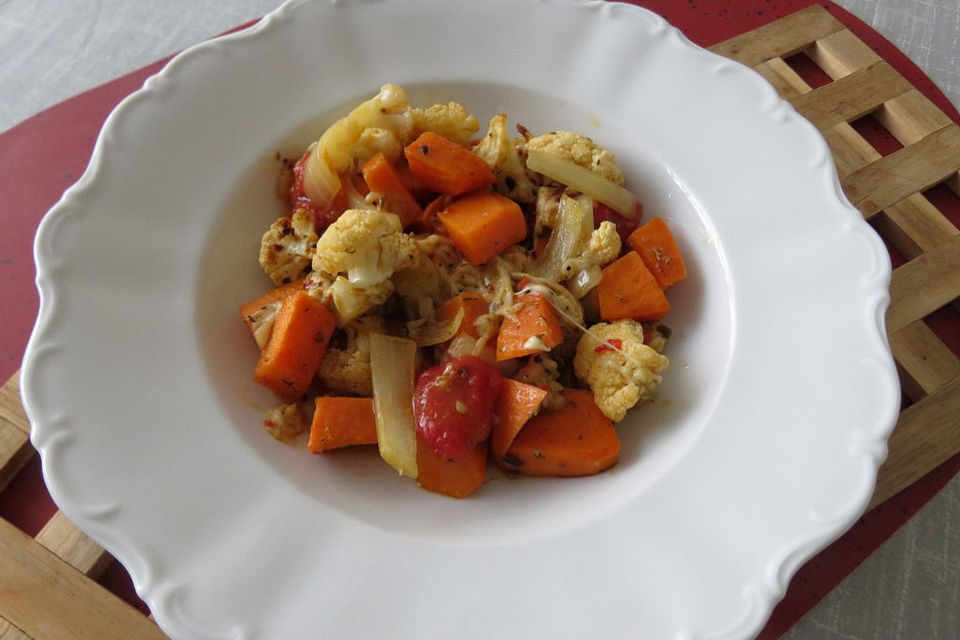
[{"x1": 1, "y1": 5, "x2": 958, "y2": 639}]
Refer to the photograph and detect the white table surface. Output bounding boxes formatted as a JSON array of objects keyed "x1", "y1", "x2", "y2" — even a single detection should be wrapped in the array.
[{"x1": 1, "y1": 1, "x2": 957, "y2": 639}]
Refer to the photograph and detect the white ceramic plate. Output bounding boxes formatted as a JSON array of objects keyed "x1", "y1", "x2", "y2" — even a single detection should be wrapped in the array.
[{"x1": 22, "y1": 0, "x2": 900, "y2": 638}]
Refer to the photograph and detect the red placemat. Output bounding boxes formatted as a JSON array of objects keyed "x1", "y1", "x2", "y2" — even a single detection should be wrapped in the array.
[{"x1": 1, "y1": 1, "x2": 957, "y2": 637}]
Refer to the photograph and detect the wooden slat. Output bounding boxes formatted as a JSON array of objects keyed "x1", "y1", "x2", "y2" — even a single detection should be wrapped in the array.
[
  {"x1": 0, "y1": 373, "x2": 28, "y2": 434},
  {"x1": 754, "y1": 56, "x2": 811, "y2": 100},
  {"x1": 35, "y1": 512, "x2": 112, "y2": 580},
  {"x1": 870, "y1": 376, "x2": 960, "y2": 509},
  {"x1": 887, "y1": 235, "x2": 960, "y2": 332},
  {"x1": 708, "y1": 5, "x2": 845, "y2": 67},
  {"x1": 872, "y1": 192, "x2": 960, "y2": 260},
  {"x1": 841, "y1": 124, "x2": 960, "y2": 218},
  {"x1": 0, "y1": 619, "x2": 31, "y2": 640},
  {"x1": 0, "y1": 424, "x2": 31, "y2": 494},
  {"x1": 808, "y1": 27, "x2": 882, "y2": 78},
  {"x1": 877, "y1": 89, "x2": 956, "y2": 146},
  {"x1": 0, "y1": 517, "x2": 166, "y2": 640},
  {"x1": 0, "y1": 374, "x2": 32, "y2": 493},
  {"x1": 822, "y1": 120, "x2": 883, "y2": 177},
  {"x1": 889, "y1": 320, "x2": 960, "y2": 401},
  {"x1": 790, "y1": 61, "x2": 913, "y2": 130},
  {"x1": 948, "y1": 173, "x2": 960, "y2": 199}
]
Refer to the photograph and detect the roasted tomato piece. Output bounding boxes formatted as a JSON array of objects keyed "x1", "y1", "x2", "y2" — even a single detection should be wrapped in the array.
[{"x1": 413, "y1": 355, "x2": 503, "y2": 459}]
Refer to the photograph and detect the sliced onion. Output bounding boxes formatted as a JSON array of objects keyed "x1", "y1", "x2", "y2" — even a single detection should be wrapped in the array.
[
  {"x1": 569, "y1": 264, "x2": 603, "y2": 299},
  {"x1": 342, "y1": 173, "x2": 377, "y2": 212},
  {"x1": 302, "y1": 148, "x2": 342, "y2": 207},
  {"x1": 301, "y1": 84, "x2": 412, "y2": 207},
  {"x1": 370, "y1": 334, "x2": 419, "y2": 478},
  {"x1": 445, "y1": 334, "x2": 478, "y2": 359},
  {"x1": 408, "y1": 306, "x2": 465, "y2": 346},
  {"x1": 248, "y1": 301, "x2": 281, "y2": 349},
  {"x1": 532, "y1": 194, "x2": 584, "y2": 280},
  {"x1": 576, "y1": 195, "x2": 595, "y2": 246},
  {"x1": 526, "y1": 149, "x2": 637, "y2": 218}
]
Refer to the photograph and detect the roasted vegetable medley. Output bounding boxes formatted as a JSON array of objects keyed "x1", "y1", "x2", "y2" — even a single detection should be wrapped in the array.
[{"x1": 241, "y1": 84, "x2": 688, "y2": 497}]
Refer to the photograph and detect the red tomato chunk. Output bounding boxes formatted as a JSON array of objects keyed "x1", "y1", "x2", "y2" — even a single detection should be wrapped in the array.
[{"x1": 413, "y1": 356, "x2": 503, "y2": 460}]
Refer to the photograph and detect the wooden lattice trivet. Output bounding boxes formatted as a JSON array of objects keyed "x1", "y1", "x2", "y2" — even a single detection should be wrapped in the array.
[
  {"x1": 1, "y1": 5, "x2": 959, "y2": 639},
  {"x1": 710, "y1": 5, "x2": 960, "y2": 509}
]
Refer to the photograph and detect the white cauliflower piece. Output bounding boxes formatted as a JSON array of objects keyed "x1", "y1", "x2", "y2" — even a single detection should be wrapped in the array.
[
  {"x1": 263, "y1": 402, "x2": 308, "y2": 444},
  {"x1": 645, "y1": 324, "x2": 670, "y2": 354},
  {"x1": 318, "y1": 315, "x2": 386, "y2": 396},
  {"x1": 561, "y1": 219, "x2": 622, "y2": 300},
  {"x1": 412, "y1": 101, "x2": 479, "y2": 146},
  {"x1": 328, "y1": 277, "x2": 395, "y2": 325},
  {"x1": 563, "y1": 220, "x2": 621, "y2": 273},
  {"x1": 585, "y1": 220, "x2": 621, "y2": 264},
  {"x1": 514, "y1": 354, "x2": 566, "y2": 412},
  {"x1": 311, "y1": 209, "x2": 418, "y2": 323},
  {"x1": 573, "y1": 320, "x2": 669, "y2": 422},
  {"x1": 346, "y1": 83, "x2": 415, "y2": 136},
  {"x1": 313, "y1": 209, "x2": 417, "y2": 286},
  {"x1": 473, "y1": 114, "x2": 537, "y2": 203},
  {"x1": 351, "y1": 127, "x2": 404, "y2": 167},
  {"x1": 524, "y1": 130, "x2": 625, "y2": 185},
  {"x1": 302, "y1": 270, "x2": 333, "y2": 303},
  {"x1": 259, "y1": 209, "x2": 319, "y2": 285}
]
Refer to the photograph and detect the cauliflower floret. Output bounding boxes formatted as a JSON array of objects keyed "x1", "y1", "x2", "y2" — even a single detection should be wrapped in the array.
[
  {"x1": 309, "y1": 209, "x2": 418, "y2": 323},
  {"x1": 524, "y1": 130, "x2": 625, "y2": 185},
  {"x1": 473, "y1": 114, "x2": 537, "y2": 203},
  {"x1": 348, "y1": 83, "x2": 416, "y2": 135},
  {"x1": 328, "y1": 277, "x2": 395, "y2": 325},
  {"x1": 302, "y1": 269, "x2": 398, "y2": 326},
  {"x1": 313, "y1": 209, "x2": 417, "y2": 286},
  {"x1": 645, "y1": 324, "x2": 670, "y2": 354},
  {"x1": 563, "y1": 220, "x2": 621, "y2": 273},
  {"x1": 318, "y1": 315, "x2": 386, "y2": 395},
  {"x1": 259, "y1": 209, "x2": 319, "y2": 285},
  {"x1": 573, "y1": 320, "x2": 669, "y2": 422},
  {"x1": 514, "y1": 354, "x2": 567, "y2": 412},
  {"x1": 586, "y1": 220, "x2": 621, "y2": 264},
  {"x1": 351, "y1": 127, "x2": 404, "y2": 167},
  {"x1": 302, "y1": 269, "x2": 333, "y2": 301},
  {"x1": 412, "y1": 101, "x2": 479, "y2": 147},
  {"x1": 263, "y1": 402, "x2": 308, "y2": 444}
]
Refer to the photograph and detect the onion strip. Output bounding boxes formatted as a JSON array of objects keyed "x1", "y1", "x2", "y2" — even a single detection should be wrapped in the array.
[
  {"x1": 533, "y1": 195, "x2": 584, "y2": 280},
  {"x1": 526, "y1": 149, "x2": 637, "y2": 218},
  {"x1": 569, "y1": 265, "x2": 603, "y2": 299},
  {"x1": 370, "y1": 334, "x2": 419, "y2": 478},
  {"x1": 407, "y1": 306, "x2": 465, "y2": 346}
]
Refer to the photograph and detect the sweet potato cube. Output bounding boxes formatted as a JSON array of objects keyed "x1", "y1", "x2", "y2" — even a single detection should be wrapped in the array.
[{"x1": 596, "y1": 251, "x2": 670, "y2": 321}]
